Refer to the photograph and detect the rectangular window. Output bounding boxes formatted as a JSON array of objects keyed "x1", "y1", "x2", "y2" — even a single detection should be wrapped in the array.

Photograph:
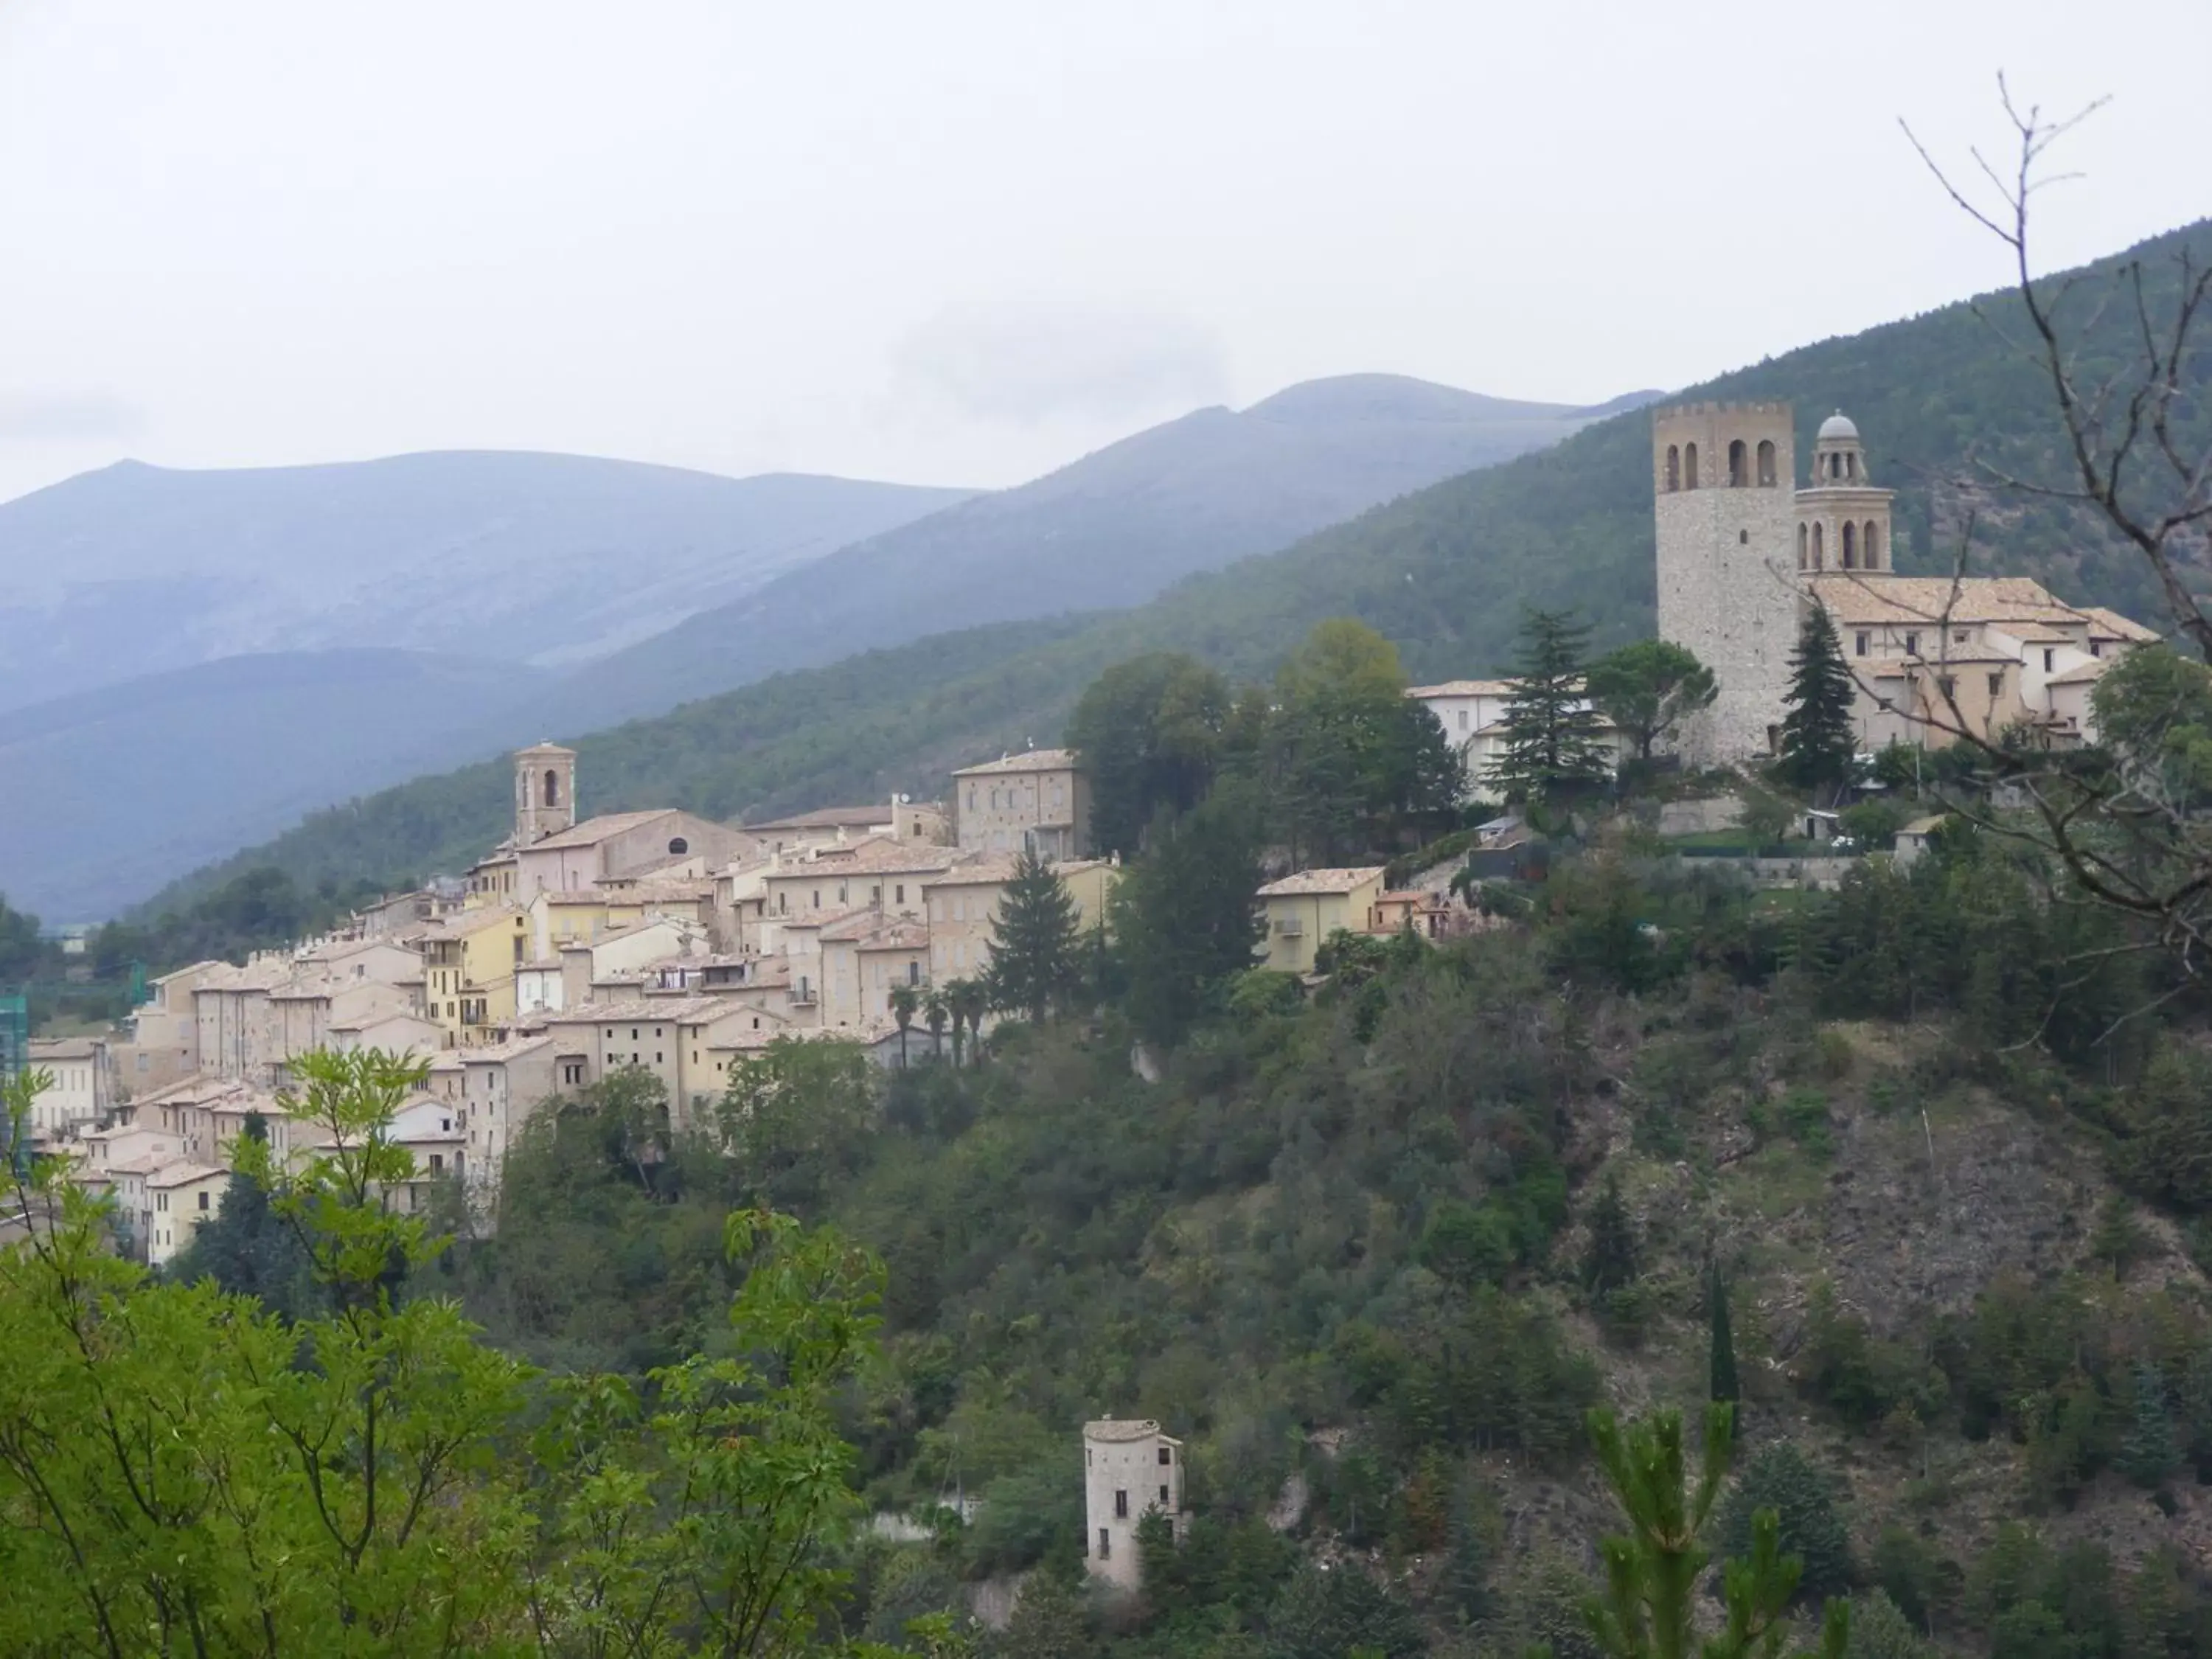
[
  {"x1": 1097, "y1": 1528, "x2": 1110, "y2": 1559},
  {"x1": 895, "y1": 884, "x2": 905, "y2": 904},
  {"x1": 1159, "y1": 1484, "x2": 1170, "y2": 1506},
  {"x1": 198, "y1": 1191, "x2": 209, "y2": 1211},
  {"x1": 1854, "y1": 632, "x2": 1868, "y2": 657},
  {"x1": 1457, "y1": 708, "x2": 1469, "y2": 728},
  {"x1": 1158, "y1": 1447, "x2": 1172, "y2": 1465},
  {"x1": 2044, "y1": 648, "x2": 2056, "y2": 671},
  {"x1": 1114, "y1": 1490, "x2": 1128, "y2": 1519},
  {"x1": 1904, "y1": 632, "x2": 1919, "y2": 656},
  {"x1": 1987, "y1": 672, "x2": 2004, "y2": 698},
  {"x1": 1937, "y1": 675, "x2": 1957, "y2": 700}
]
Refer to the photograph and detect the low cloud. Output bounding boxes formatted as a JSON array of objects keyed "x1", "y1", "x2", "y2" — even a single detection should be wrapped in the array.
[
  {"x1": 893, "y1": 302, "x2": 1229, "y2": 425},
  {"x1": 0, "y1": 389, "x2": 145, "y2": 442}
]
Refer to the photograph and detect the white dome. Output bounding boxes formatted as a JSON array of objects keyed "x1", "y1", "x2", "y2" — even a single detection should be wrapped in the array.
[{"x1": 1818, "y1": 410, "x2": 1859, "y2": 441}]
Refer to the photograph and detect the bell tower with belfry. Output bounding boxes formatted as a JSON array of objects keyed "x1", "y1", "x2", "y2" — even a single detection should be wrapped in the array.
[
  {"x1": 513, "y1": 742, "x2": 577, "y2": 846},
  {"x1": 1652, "y1": 401, "x2": 1802, "y2": 762}
]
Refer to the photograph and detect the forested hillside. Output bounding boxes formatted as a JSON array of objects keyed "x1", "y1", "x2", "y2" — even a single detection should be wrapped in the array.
[{"x1": 139, "y1": 220, "x2": 2212, "y2": 914}]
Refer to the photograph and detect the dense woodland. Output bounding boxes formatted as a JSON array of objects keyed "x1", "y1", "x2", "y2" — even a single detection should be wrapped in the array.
[
  {"x1": 10, "y1": 604, "x2": 2212, "y2": 1653},
  {"x1": 128, "y1": 220, "x2": 2212, "y2": 920}
]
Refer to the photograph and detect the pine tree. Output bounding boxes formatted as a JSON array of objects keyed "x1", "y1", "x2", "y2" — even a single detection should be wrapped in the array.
[
  {"x1": 1584, "y1": 1173, "x2": 1641, "y2": 1295},
  {"x1": 1775, "y1": 602, "x2": 1858, "y2": 804},
  {"x1": 984, "y1": 848, "x2": 1082, "y2": 1023},
  {"x1": 1710, "y1": 1265, "x2": 1741, "y2": 1405},
  {"x1": 2119, "y1": 1360, "x2": 2180, "y2": 1489},
  {"x1": 1489, "y1": 608, "x2": 1610, "y2": 802}
]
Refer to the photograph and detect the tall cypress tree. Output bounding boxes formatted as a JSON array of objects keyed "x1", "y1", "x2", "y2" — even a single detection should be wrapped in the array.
[
  {"x1": 984, "y1": 848, "x2": 1082, "y2": 1023},
  {"x1": 1489, "y1": 608, "x2": 1610, "y2": 802},
  {"x1": 1709, "y1": 1264, "x2": 1740, "y2": 1404},
  {"x1": 1776, "y1": 602, "x2": 1858, "y2": 804}
]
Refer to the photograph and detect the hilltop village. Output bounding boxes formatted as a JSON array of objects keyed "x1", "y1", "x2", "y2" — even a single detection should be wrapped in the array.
[{"x1": 24, "y1": 400, "x2": 2159, "y2": 1279}]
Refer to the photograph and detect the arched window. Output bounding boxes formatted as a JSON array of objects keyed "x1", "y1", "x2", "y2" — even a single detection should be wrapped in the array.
[
  {"x1": 1841, "y1": 521, "x2": 1858, "y2": 569},
  {"x1": 1665, "y1": 445, "x2": 1680, "y2": 492},
  {"x1": 667, "y1": 836, "x2": 689, "y2": 856},
  {"x1": 1684, "y1": 443, "x2": 1700, "y2": 489},
  {"x1": 1757, "y1": 439, "x2": 1777, "y2": 487},
  {"x1": 1728, "y1": 439, "x2": 1748, "y2": 487},
  {"x1": 543, "y1": 768, "x2": 559, "y2": 807},
  {"x1": 1863, "y1": 521, "x2": 1881, "y2": 569},
  {"x1": 1812, "y1": 522, "x2": 1825, "y2": 569},
  {"x1": 1797, "y1": 524, "x2": 1809, "y2": 569}
]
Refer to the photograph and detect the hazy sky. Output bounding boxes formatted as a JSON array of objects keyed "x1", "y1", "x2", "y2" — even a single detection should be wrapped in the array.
[{"x1": 1, "y1": 0, "x2": 2206, "y2": 504}]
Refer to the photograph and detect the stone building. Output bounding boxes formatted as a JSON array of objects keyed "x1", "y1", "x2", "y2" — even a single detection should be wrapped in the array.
[
  {"x1": 1652, "y1": 402, "x2": 1801, "y2": 762},
  {"x1": 1082, "y1": 1418, "x2": 1184, "y2": 1591},
  {"x1": 1654, "y1": 402, "x2": 2155, "y2": 761},
  {"x1": 951, "y1": 749, "x2": 1090, "y2": 858}
]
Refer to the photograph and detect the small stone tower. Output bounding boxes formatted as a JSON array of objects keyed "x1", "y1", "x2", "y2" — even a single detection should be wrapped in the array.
[
  {"x1": 513, "y1": 742, "x2": 577, "y2": 846},
  {"x1": 1082, "y1": 1418, "x2": 1184, "y2": 1591},
  {"x1": 1652, "y1": 402, "x2": 1802, "y2": 762},
  {"x1": 1793, "y1": 411, "x2": 1895, "y2": 577}
]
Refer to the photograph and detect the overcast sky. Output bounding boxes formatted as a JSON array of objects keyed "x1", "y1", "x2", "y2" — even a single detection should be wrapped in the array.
[{"x1": 1, "y1": 0, "x2": 2205, "y2": 504}]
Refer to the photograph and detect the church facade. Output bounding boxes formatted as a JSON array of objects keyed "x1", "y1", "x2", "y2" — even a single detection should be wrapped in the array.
[{"x1": 1652, "y1": 401, "x2": 2157, "y2": 764}]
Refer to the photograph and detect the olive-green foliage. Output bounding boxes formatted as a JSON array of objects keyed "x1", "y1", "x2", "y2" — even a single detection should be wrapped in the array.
[
  {"x1": 1775, "y1": 604, "x2": 1858, "y2": 802},
  {"x1": 1262, "y1": 1559, "x2": 1425, "y2": 1659},
  {"x1": 1111, "y1": 787, "x2": 1267, "y2": 1047},
  {"x1": 1846, "y1": 1590, "x2": 1934, "y2": 1659},
  {"x1": 1585, "y1": 638, "x2": 1717, "y2": 765},
  {"x1": 984, "y1": 848, "x2": 1083, "y2": 1023},
  {"x1": 1966, "y1": 1526, "x2": 2212, "y2": 1659},
  {"x1": 1719, "y1": 1443, "x2": 1857, "y2": 1602},
  {"x1": 1797, "y1": 1282, "x2": 1940, "y2": 1433},
  {"x1": 1068, "y1": 651, "x2": 1234, "y2": 858}
]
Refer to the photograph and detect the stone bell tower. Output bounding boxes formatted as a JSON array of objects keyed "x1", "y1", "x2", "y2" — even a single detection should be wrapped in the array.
[
  {"x1": 1793, "y1": 410, "x2": 1895, "y2": 577},
  {"x1": 513, "y1": 742, "x2": 577, "y2": 846},
  {"x1": 1652, "y1": 401, "x2": 1802, "y2": 762}
]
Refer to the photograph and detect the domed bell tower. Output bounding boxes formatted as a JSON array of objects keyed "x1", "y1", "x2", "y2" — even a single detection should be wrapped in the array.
[
  {"x1": 1652, "y1": 402, "x2": 1801, "y2": 762},
  {"x1": 1794, "y1": 411, "x2": 1894, "y2": 577},
  {"x1": 514, "y1": 742, "x2": 577, "y2": 846}
]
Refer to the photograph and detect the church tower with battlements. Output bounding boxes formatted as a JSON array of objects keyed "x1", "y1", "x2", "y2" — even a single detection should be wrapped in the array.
[{"x1": 1652, "y1": 402, "x2": 1803, "y2": 762}]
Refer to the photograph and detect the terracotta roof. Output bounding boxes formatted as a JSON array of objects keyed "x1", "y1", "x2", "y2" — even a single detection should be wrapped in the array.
[
  {"x1": 952, "y1": 748, "x2": 1079, "y2": 776},
  {"x1": 424, "y1": 906, "x2": 527, "y2": 939},
  {"x1": 768, "y1": 838, "x2": 964, "y2": 877},
  {"x1": 147, "y1": 1161, "x2": 229, "y2": 1189},
  {"x1": 605, "y1": 879, "x2": 714, "y2": 903},
  {"x1": 459, "y1": 1034, "x2": 556, "y2": 1062},
  {"x1": 1805, "y1": 574, "x2": 2091, "y2": 628},
  {"x1": 1084, "y1": 1418, "x2": 1178, "y2": 1443},
  {"x1": 2084, "y1": 606, "x2": 2160, "y2": 641},
  {"x1": 29, "y1": 1037, "x2": 102, "y2": 1060},
  {"x1": 748, "y1": 804, "x2": 905, "y2": 832},
  {"x1": 515, "y1": 742, "x2": 576, "y2": 757},
  {"x1": 523, "y1": 810, "x2": 677, "y2": 852},
  {"x1": 2046, "y1": 659, "x2": 2118, "y2": 687},
  {"x1": 1406, "y1": 679, "x2": 1516, "y2": 698},
  {"x1": 1256, "y1": 866, "x2": 1388, "y2": 897},
  {"x1": 922, "y1": 855, "x2": 1021, "y2": 888}
]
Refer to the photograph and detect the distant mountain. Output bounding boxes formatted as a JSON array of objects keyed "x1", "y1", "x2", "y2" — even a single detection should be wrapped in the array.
[
  {"x1": 537, "y1": 375, "x2": 1635, "y2": 729},
  {"x1": 142, "y1": 221, "x2": 2212, "y2": 921},
  {"x1": 0, "y1": 650, "x2": 569, "y2": 922},
  {"x1": 0, "y1": 453, "x2": 973, "y2": 713}
]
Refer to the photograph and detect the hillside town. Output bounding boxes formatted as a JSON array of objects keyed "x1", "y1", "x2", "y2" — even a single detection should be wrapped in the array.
[{"x1": 20, "y1": 402, "x2": 2159, "y2": 1281}]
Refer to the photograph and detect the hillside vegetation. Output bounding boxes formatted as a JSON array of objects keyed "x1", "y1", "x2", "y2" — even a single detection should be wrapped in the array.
[{"x1": 139, "y1": 220, "x2": 2212, "y2": 914}]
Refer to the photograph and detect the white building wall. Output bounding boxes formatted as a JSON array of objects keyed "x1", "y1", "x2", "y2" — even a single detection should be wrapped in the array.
[{"x1": 1082, "y1": 1422, "x2": 1184, "y2": 1591}]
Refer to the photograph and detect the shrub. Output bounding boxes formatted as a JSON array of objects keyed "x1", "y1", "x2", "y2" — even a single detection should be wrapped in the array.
[{"x1": 1719, "y1": 1441, "x2": 1856, "y2": 1601}]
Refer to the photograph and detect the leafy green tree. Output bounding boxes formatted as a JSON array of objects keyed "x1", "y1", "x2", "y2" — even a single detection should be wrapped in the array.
[
  {"x1": 1490, "y1": 608, "x2": 1610, "y2": 801},
  {"x1": 714, "y1": 1034, "x2": 880, "y2": 1212},
  {"x1": 1587, "y1": 639, "x2": 1719, "y2": 763},
  {"x1": 1721, "y1": 1442, "x2": 1857, "y2": 1602},
  {"x1": 1112, "y1": 790, "x2": 1266, "y2": 1047},
  {"x1": 1846, "y1": 1589, "x2": 1935, "y2": 1659},
  {"x1": 0, "y1": 891, "x2": 42, "y2": 984},
  {"x1": 2118, "y1": 1361, "x2": 2180, "y2": 1489},
  {"x1": 922, "y1": 985, "x2": 950, "y2": 1060},
  {"x1": 947, "y1": 978, "x2": 988, "y2": 1065},
  {"x1": 1066, "y1": 651, "x2": 1233, "y2": 858},
  {"x1": 161, "y1": 1111, "x2": 320, "y2": 1319},
  {"x1": 1711, "y1": 1266, "x2": 1741, "y2": 1404},
  {"x1": 2089, "y1": 642, "x2": 2212, "y2": 798},
  {"x1": 1776, "y1": 603, "x2": 1858, "y2": 804},
  {"x1": 1265, "y1": 1559, "x2": 1424, "y2": 1659},
  {"x1": 1584, "y1": 1172, "x2": 1641, "y2": 1295},
  {"x1": 984, "y1": 849, "x2": 1083, "y2": 1023},
  {"x1": 995, "y1": 1566, "x2": 1097, "y2": 1659},
  {"x1": 889, "y1": 980, "x2": 920, "y2": 1068},
  {"x1": 1580, "y1": 1405, "x2": 1848, "y2": 1659}
]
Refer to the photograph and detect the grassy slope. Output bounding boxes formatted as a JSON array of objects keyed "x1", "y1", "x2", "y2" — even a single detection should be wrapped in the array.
[{"x1": 139, "y1": 220, "x2": 2211, "y2": 914}]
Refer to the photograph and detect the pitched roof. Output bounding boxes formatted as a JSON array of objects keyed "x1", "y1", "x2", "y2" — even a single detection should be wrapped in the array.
[
  {"x1": 1406, "y1": 679, "x2": 1517, "y2": 698},
  {"x1": 748, "y1": 804, "x2": 902, "y2": 832},
  {"x1": 1256, "y1": 866, "x2": 1388, "y2": 898},
  {"x1": 1805, "y1": 574, "x2": 2092, "y2": 628},
  {"x1": 1084, "y1": 1418, "x2": 1177, "y2": 1443},
  {"x1": 424, "y1": 905, "x2": 527, "y2": 939},
  {"x1": 147, "y1": 1161, "x2": 229, "y2": 1189},
  {"x1": 2084, "y1": 606, "x2": 2160, "y2": 641},
  {"x1": 524, "y1": 810, "x2": 676, "y2": 852},
  {"x1": 2046, "y1": 658, "x2": 2118, "y2": 687},
  {"x1": 952, "y1": 748, "x2": 1079, "y2": 776},
  {"x1": 29, "y1": 1037, "x2": 102, "y2": 1060},
  {"x1": 767, "y1": 838, "x2": 964, "y2": 877}
]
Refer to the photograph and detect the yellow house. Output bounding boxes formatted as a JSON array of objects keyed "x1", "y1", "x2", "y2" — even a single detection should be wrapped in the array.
[
  {"x1": 922, "y1": 856, "x2": 1119, "y2": 986},
  {"x1": 420, "y1": 905, "x2": 530, "y2": 1046},
  {"x1": 1254, "y1": 867, "x2": 1388, "y2": 975}
]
